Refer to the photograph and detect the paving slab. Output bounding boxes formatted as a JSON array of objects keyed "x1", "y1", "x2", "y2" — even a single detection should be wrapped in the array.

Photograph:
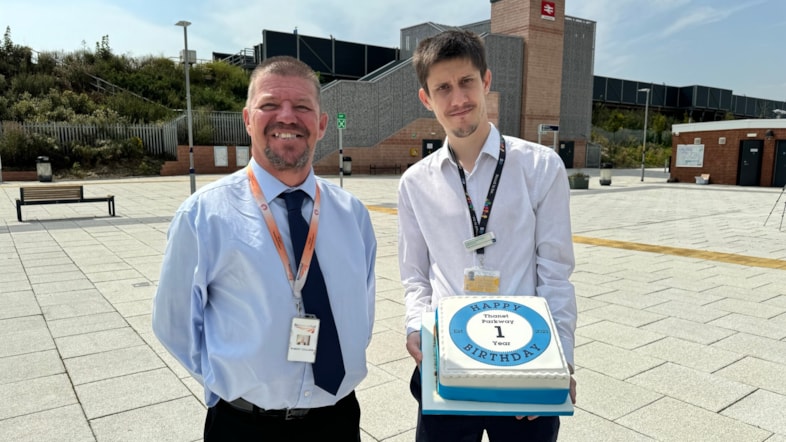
[
  {"x1": 617, "y1": 396, "x2": 772, "y2": 441},
  {"x1": 626, "y1": 362, "x2": 755, "y2": 412}
]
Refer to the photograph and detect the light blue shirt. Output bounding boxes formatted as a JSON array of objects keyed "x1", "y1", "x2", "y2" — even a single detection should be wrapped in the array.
[{"x1": 152, "y1": 160, "x2": 376, "y2": 409}]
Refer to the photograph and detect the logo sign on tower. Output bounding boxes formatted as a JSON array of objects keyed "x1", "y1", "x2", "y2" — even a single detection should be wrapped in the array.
[{"x1": 541, "y1": 1, "x2": 556, "y2": 21}]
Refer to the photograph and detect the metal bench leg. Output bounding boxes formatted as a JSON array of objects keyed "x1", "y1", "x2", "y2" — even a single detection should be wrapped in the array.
[
  {"x1": 16, "y1": 201, "x2": 23, "y2": 222},
  {"x1": 108, "y1": 197, "x2": 116, "y2": 216}
]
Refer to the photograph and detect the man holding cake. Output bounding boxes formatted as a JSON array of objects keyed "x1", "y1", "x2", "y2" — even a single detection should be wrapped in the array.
[{"x1": 398, "y1": 29, "x2": 577, "y2": 441}]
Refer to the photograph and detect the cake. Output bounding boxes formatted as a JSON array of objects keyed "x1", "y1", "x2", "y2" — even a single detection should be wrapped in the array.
[{"x1": 435, "y1": 295, "x2": 571, "y2": 404}]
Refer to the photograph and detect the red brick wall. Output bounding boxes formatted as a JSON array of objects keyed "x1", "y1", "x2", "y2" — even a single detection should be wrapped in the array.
[
  {"x1": 1, "y1": 170, "x2": 38, "y2": 181},
  {"x1": 160, "y1": 145, "x2": 249, "y2": 176},
  {"x1": 314, "y1": 119, "x2": 445, "y2": 175},
  {"x1": 671, "y1": 128, "x2": 785, "y2": 186},
  {"x1": 573, "y1": 139, "x2": 587, "y2": 169}
]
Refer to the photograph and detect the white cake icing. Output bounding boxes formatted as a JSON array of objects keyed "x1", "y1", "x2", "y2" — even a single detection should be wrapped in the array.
[{"x1": 435, "y1": 295, "x2": 570, "y2": 404}]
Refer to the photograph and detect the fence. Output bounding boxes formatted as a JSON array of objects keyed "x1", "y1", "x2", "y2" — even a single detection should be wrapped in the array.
[
  {"x1": 593, "y1": 127, "x2": 672, "y2": 146},
  {"x1": 0, "y1": 120, "x2": 179, "y2": 157},
  {"x1": 178, "y1": 111, "x2": 250, "y2": 147},
  {"x1": 0, "y1": 111, "x2": 250, "y2": 158}
]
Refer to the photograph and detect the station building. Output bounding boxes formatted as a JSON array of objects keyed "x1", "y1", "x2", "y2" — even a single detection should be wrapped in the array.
[
  {"x1": 221, "y1": 0, "x2": 596, "y2": 174},
  {"x1": 213, "y1": 0, "x2": 786, "y2": 186},
  {"x1": 671, "y1": 119, "x2": 786, "y2": 187}
]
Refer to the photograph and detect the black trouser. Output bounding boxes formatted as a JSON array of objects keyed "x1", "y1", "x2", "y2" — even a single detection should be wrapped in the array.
[
  {"x1": 204, "y1": 391, "x2": 361, "y2": 442},
  {"x1": 410, "y1": 367, "x2": 560, "y2": 442}
]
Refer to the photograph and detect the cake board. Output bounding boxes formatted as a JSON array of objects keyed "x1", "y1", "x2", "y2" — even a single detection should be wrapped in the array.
[{"x1": 420, "y1": 311, "x2": 574, "y2": 416}]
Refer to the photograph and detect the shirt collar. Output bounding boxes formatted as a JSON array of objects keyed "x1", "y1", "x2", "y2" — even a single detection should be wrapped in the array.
[
  {"x1": 248, "y1": 159, "x2": 317, "y2": 203},
  {"x1": 437, "y1": 122, "x2": 501, "y2": 168}
]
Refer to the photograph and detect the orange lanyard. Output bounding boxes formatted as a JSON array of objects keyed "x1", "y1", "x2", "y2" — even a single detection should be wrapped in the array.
[{"x1": 246, "y1": 166, "x2": 321, "y2": 305}]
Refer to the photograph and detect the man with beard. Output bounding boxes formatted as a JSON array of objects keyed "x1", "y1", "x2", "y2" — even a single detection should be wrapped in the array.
[
  {"x1": 153, "y1": 56, "x2": 376, "y2": 441},
  {"x1": 398, "y1": 30, "x2": 577, "y2": 441}
]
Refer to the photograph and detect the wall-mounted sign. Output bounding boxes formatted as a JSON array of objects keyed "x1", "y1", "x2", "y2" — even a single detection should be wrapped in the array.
[
  {"x1": 236, "y1": 146, "x2": 250, "y2": 166},
  {"x1": 676, "y1": 144, "x2": 704, "y2": 168},
  {"x1": 541, "y1": 1, "x2": 556, "y2": 21},
  {"x1": 214, "y1": 145, "x2": 228, "y2": 167}
]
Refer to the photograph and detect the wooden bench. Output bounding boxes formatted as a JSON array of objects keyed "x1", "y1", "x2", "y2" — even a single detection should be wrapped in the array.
[
  {"x1": 369, "y1": 164, "x2": 402, "y2": 175},
  {"x1": 16, "y1": 185, "x2": 115, "y2": 222}
]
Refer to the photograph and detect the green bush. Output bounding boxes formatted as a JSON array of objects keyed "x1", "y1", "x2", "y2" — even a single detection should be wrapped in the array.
[
  {"x1": 0, "y1": 128, "x2": 60, "y2": 169},
  {"x1": 133, "y1": 156, "x2": 164, "y2": 175},
  {"x1": 10, "y1": 73, "x2": 56, "y2": 97}
]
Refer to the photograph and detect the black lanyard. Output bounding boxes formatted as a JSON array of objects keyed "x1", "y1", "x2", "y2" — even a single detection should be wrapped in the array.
[{"x1": 448, "y1": 137, "x2": 506, "y2": 255}]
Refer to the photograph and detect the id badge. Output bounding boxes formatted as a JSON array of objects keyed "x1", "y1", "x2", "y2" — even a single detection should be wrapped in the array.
[
  {"x1": 463, "y1": 232, "x2": 496, "y2": 253},
  {"x1": 287, "y1": 316, "x2": 320, "y2": 363},
  {"x1": 463, "y1": 267, "x2": 501, "y2": 293}
]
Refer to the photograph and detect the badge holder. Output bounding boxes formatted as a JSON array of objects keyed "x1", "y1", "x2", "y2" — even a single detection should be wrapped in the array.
[{"x1": 288, "y1": 316, "x2": 320, "y2": 363}]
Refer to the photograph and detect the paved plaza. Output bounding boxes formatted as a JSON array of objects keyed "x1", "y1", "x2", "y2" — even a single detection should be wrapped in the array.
[{"x1": 1, "y1": 168, "x2": 785, "y2": 441}]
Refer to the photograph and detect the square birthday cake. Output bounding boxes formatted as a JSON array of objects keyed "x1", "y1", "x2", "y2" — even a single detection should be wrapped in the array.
[{"x1": 435, "y1": 295, "x2": 571, "y2": 404}]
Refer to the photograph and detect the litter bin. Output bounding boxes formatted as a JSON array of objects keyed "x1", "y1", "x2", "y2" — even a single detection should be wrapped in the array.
[
  {"x1": 342, "y1": 156, "x2": 352, "y2": 176},
  {"x1": 36, "y1": 156, "x2": 52, "y2": 182},
  {"x1": 599, "y1": 162, "x2": 613, "y2": 186}
]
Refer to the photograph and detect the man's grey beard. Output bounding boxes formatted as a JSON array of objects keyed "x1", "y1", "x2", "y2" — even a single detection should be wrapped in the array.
[{"x1": 264, "y1": 144, "x2": 311, "y2": 170}]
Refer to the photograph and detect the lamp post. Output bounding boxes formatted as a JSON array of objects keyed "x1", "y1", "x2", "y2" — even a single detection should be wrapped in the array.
[
  {"x1": 176, "y1": 20, "x2": 196, "y2": 194},
  {"x1": 774, "y1": 109, "x2": 786, "y2": 119},
  {"x1": 638, "y1": 88, "x2": 650, "y2": 182}
]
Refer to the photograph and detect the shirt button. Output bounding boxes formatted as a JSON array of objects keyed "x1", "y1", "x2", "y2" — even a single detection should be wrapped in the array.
[{"x1": 304, "y1": 390, "x2": 311, "y2": 397}]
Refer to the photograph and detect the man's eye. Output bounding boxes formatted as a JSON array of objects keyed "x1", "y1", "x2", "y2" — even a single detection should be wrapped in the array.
[{"x1": 259, "y1": 103, "x2": 277, "y2": 110}]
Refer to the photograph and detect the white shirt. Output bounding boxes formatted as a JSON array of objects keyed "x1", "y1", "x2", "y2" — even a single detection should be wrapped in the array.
[
  {"x1": 398, "y1": 123, "x2": 577, "y2": 366},
  {"x1": 152, "y1": 160, "x2": 377, "y2": 408}
]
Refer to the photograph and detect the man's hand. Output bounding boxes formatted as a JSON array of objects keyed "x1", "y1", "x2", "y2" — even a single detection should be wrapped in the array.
[
  {"x1": 569, "y1": 375, "x2": 576, "y2": 404},
  {"x1": 406, "y1": 331, "x2": 422, "y2": 363},
  {"x1": 516, "y1": 375, "x2": 576, "y2": 421}
]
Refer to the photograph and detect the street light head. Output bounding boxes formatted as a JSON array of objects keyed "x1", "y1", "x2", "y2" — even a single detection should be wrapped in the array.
[
  {"x1": 176, "y1": 20, "x2": 191, "y2": 27},
  {"x1": 638, "y1": 88, "x2": 650, "y2": 92}
]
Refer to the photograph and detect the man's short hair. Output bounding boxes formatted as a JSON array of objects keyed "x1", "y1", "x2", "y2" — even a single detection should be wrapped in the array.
[
  {"x1": 246, "y1": 56, "x2": 321, "y2": 107},
  {"x1": 412, "y1": 29, "x2": 488, "y2": 96}
]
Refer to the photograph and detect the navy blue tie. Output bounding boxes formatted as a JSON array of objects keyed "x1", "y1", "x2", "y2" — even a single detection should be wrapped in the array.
[{"x1": 282, "y1": 190, "x2": 345, "y2": 395}]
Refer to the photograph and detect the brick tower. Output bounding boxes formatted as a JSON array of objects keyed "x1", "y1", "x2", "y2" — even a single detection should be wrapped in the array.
[{"x1": 491, "y1": 0, "x2": 565, "y2": 142}]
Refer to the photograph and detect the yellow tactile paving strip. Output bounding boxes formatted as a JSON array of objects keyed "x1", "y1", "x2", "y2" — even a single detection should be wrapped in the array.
[
  {"x1": 367, "y1": 205, "x2": 786, "y2": 271},
  {"x1": 367, "y1": 205, "x2": 398, "y2": 215},
  {"x1": 573, "y1": 236, "x2": 786, "y2": 270}
]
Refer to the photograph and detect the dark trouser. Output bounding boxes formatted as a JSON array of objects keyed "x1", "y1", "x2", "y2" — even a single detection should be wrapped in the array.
[
  {"x1": 411, "y1": 367, "x2": 560, "y2": 442},
  {"x1": 204, "y1": 391, "x2": 361, "y2": 442}
]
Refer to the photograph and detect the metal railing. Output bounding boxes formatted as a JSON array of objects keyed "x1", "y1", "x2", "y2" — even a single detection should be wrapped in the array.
[
  {"x1": 0, "y1": 120, "x2": 179, "y2": 157},
  {"x1": 0, "y1": 111, "x2": 251, "y2": 158}
]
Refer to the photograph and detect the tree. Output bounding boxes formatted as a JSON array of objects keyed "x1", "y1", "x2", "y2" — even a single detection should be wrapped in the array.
[{"x1": 0, "y1": 27, "x2": 34, "y2": 78}]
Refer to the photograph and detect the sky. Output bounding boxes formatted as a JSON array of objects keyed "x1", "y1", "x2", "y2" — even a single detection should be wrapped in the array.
[{"x1": 2, "y1": 0, "x2": 785, "y2": 102}]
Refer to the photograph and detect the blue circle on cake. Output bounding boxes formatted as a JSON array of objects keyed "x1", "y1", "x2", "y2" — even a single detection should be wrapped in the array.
[{"x1": 448, "y1": 299, "x2": 551, "y2": 367}]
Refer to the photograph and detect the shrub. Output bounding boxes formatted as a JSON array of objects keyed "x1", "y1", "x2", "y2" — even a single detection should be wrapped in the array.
[
  {"x1": 0, "y1": 128, "x2": 60, "y2": 169},
  {"x1": 134, "y1": 157, "x2": 164, "y2": 175}
]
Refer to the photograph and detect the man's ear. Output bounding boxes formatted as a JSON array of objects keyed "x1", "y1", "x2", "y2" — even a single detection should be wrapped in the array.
[
  {"x1": 483, "y1": 69, "x2": 492, "y2": 94},
  {"x1": 418, "y1": 88, "x2": 432, "y2": 111},
  {"x1": 317, "y1": 111, "x2": 328, "y2": 140},
  {"x1": 242, "y1": 107, "x2": 252, "y2": 135}
]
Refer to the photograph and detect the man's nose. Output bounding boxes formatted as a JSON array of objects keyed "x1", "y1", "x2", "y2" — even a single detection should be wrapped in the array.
[
  {"x1": 450, "y1": 88, "x2": 469, "y2": 107},
  {"x1": 277, "y1": 102, "x2": 297, "y2": 122}
]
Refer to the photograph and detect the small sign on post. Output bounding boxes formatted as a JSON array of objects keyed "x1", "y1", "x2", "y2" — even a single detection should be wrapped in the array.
[
  {"x1": 338, "y1": 113, "x2": 346, "y2": 187},
  {"x1": 537, "y1": 124, "x2": 559, "y2": 151}
]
